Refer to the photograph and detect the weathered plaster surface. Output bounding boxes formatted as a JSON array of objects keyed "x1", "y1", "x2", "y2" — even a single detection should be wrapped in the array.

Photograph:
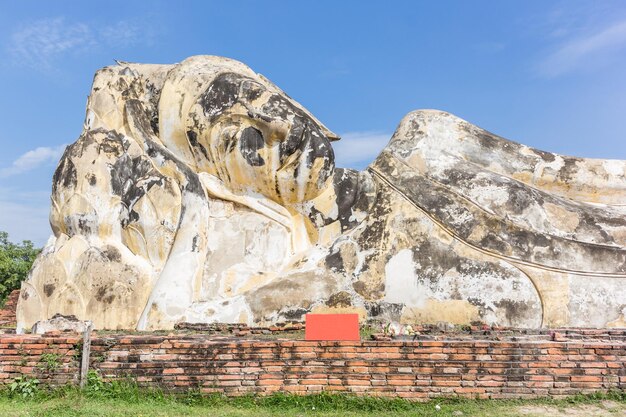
[{"x1": 16, "y1": 56, "x2": 626, "y2": 331}]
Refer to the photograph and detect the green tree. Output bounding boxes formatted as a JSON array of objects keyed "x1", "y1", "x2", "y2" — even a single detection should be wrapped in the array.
[{"x1": 0, "y1": 231, "x2": 41, "y2": 304}]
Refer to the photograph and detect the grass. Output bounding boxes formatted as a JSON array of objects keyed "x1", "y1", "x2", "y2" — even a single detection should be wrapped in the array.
[{"x1": 0, "y1": 378, "x2": 624, "y2": 417}]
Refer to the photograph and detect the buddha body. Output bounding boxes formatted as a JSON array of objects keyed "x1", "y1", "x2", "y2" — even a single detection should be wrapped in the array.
[{"x1": 16, "y1": 56, "x2": 626, "y2": 331}]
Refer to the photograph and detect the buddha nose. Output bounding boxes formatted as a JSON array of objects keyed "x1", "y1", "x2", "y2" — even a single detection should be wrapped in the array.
[
  {"x1": 300, "y1": 123, "x2": 334, "y2": 170},
  {"x1": 323, "y1": 127, "x2": 341, "y2": 142}
]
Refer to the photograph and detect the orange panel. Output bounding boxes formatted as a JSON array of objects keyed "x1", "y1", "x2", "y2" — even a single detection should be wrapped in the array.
[{"x1": 304, "y1": 313, "x2": 360, "y2": 341}]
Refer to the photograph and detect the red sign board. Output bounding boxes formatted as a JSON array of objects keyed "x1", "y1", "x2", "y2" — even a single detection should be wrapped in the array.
[{"x1": 304, "y1": 313, "x2": 360, "y2": 341}]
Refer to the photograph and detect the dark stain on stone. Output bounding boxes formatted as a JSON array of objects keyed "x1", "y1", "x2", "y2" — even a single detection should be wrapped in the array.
[
  {"x1": 95, "y1": 286, "x2": 107, "y2": 302},
  {"x1": 53, "y1": 157, "x2": 78, "y2": 195},
  {"x1": 63, "y1": 159, "x2": 78, "y2": 189},
  {"x1": 187, "y1": 130, "x2": 210, "y2": 162},
  {"x1": 126, "y1": 101, "x2": 205, "y2": 199},
  {"x1": 239, "y1": 126, "x2": 265, "y2": 166},
  {"x1": 108, "y1": 144, "x2": 171, "y2": 228},
  {"x1": 52, "y1": 156, "x2": 68, "y2": 195},
  {"x1": 127, "y1": 209, "x2": 140, "y2": 225},
  {"x1": 144, "y1": 80, "x2": 162, "y2": 136},
  {"x1": 326, "y1": 291, "x2": 352, "y2": 308},
  {"x1": 98, "y1": 136, "x2": 125, "y2": 156},
  {"x1": 325, "y1": 247, "x2": 344, "y2": 273},
  {"x1": 110, "y1": 154, "x2": 155, "y2": 200},
  {"x1": 575, "y1": 211, "x2": 615, "y2": 245},
  {"x1": 478, "y1": 233, "x2": 510, "y2": 254},
  {"x1": 183, "y1": 170, "x2": 204, "y2": 196},
  {"x1": 241, "y1": 79, "x2": 264, "y2": 101},
  {"x1": 200, "y1": 72, "x2": 244, "y2": 122},
  {"x1": 281, "y1": 308, "x2": 308, "y2": 321},
  {"x1": 307, "y1": 169, "x2": 373, "y2": 233},
  {"x1": 412, "y1": 240, "x2": 460, "y2": 285},
  {"x1": 282, "y1": 122, "x2": 305, "y2": 167},
  {"x1": 94, "y1": 286, "x2": 116, "y2": 305},
  {"x1": 440, "y1": 168, "x2": 478, "y2": 188},
  {"x1": 356, "y1": 185, "x2": 393, "y2": 253},
  {"x1": 505, "y1": 184, "x2": 540, "y2": 214},
  {"x1": 557, "y1": 158, "x2": 580, "y2": 182},
  {"x1": 102, "y1": 246, "x2": 122, "y2": 263},
  {"x1": 533, "y1": 149, "x2": 556, "y2": 163},
  {"x1": 495, "y1": 299, "x2": 533, "y2": 325},
  {"x1": 43, "y1": 284, "x2": 55, "y2": 297},
  {"x1": 333, "y1": 169, "x2": 375, "y2": 232},
  {"x1": 365, "y1": 301, "x2": 404, "y2": 322},
  {"x1": 66, "y1": 213, "x2": 96, "y2": 236},
  {"x1": 88, "y1": 174, "x2": 97, "y2": 186},
  {"x1": 352, "y1": 280, "x2": 385, "y2": 300},
  {"x1": 457, "y1": 259, "x2": 506, "y2": 280},
  {"x1": 474, "y1": 130, "x2": 499, "y2": 150},
  {"x1": 352, "y1": 281, "x2": 367, "y2": 296},
  {"x1": 263, "y1": 93, "x2": 305, "y2": 122}
]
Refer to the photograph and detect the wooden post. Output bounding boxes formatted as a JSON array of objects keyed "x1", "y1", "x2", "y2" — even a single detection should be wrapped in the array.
[{"x1": 79, "y1": 321, "x2": 93, "y2": 388}]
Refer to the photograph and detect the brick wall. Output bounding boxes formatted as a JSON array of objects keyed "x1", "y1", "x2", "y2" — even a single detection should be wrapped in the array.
[
  {"x1": 0, "y1": 335, "x2": 80, "y2": 386},
  {"x1": 0, "y1": 334, "x2": 624, "y2": 399},
  {"x1": 0, "y1": 290, "x2": 20, "y2": 327}
]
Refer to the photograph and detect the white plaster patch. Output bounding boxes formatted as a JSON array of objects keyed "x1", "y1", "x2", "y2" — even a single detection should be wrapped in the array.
[
  {"x1": 384, "y1": 249, "x2": 425, "y2": 307},
  {"x1": 568, "y1": 275, "x2": 626, "y2": 327},
  {"x1": 603, "y1": 160, "x2": 626, "y2": 177},
  {"x1": 465, "y1": 183, "x2": 511, "y2": 212}
]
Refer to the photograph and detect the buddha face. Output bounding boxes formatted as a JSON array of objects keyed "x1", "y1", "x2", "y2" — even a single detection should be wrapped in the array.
[{"x1": 185, "y1": 72, "x2": 336, "y2": 205}]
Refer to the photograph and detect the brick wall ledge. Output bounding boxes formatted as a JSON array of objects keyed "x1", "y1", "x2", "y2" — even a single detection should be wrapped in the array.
[{"x1": 0, "y1": 334, "x2": 624, "y2": 399}]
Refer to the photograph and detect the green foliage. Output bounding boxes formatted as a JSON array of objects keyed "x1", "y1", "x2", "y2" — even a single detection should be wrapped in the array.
[
  {"x1": 85, "y1": 370, "x2": 105, "y2": 394},
  {"x1": 72, "y1": 341, "x2": 83, "y2": 363},
  {"x1": 84, "y1": 370, "x2": 162, "y2": 403},
  {"x1": 9, "y1": 376, "x2": 39, "y2": 398},
  {"x1": 38, "y1": 353, "x2": 61, "y2": 373},
  {"x1": 0, "y1": 231, "x2": 41, "y2": 303},
  {"x1": 381, "y1": 322, "x2": 396, "y2": 337},
  {"x1": 359, "y1": 324, "x2": 376, "y2": 340}
]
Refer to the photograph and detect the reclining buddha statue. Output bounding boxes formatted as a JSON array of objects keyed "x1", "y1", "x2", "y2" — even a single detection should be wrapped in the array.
[{"x1": 16, "y1": 56, "x2": 626, "y2": 331}]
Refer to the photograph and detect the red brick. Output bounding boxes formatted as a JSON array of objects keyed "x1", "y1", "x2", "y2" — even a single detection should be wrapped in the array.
[
  {"x1": 257, "y1": 379, "x2": 283, "y2": 386},
  {"x1": 162, "y1": 368, "x2": 184, "y2": 375}
]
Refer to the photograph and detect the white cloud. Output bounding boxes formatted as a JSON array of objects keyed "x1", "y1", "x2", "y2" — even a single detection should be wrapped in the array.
[
  {"x1": 0, "y1": 145, "x2": 67, "y2": 178},
  {"x1": 537, "y1": 18, "x2": 626, "y2": 77},
  {"x1": 333, "y1": 131, "x2": 391, "y2": 169},
  {"x1": 8, "y1": 17, "x2": 154, "y2": 69},
  {"x1": 99, "y1": 21, "x2": 145, "y2": 47},
  {"x1": 9, "y1": 17, "x2": 94, "y2": 69}
]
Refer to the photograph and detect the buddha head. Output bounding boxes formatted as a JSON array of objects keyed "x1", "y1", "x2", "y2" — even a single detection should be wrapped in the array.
[{"x1": 158, "y1": 56, "x2": 339, "y2": 206}]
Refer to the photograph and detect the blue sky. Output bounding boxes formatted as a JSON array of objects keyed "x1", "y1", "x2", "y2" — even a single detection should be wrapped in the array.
[{"x1": 1, "y1": 0, "x2": 626, "y2": 245}]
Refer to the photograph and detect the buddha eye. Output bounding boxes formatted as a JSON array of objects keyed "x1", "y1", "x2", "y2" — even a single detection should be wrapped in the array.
[{"x1": 242, "y1": 107, "x2": 292, "y2": 144}]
